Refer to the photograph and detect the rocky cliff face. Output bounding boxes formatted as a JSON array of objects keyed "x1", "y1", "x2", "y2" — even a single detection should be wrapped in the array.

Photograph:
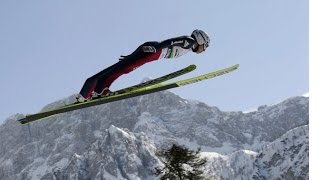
[
  {"x1": 203, "y1": 125, "x2": 308, "y2": 180},
  {"x1": 0, "y1": 90, "x2": 308, "y2": 180}
]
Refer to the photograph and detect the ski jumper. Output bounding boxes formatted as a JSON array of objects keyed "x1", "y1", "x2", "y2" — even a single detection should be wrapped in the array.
[{"x1": 79, "y1": 36, "x2": 195, "y2": 99}]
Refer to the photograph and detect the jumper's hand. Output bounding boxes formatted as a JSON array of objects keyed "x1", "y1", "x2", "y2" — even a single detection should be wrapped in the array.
[
  {"x1": 119, "y1": 55, "x2": 128, "y2": 61},
  {"x1": 142, "y1": 46, "x2": 156, "y2": 53}
]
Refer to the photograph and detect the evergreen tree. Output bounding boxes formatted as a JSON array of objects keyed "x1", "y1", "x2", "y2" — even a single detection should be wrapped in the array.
[{"x1": 154, "y1": 144, "x2": 207, "y2": 180}]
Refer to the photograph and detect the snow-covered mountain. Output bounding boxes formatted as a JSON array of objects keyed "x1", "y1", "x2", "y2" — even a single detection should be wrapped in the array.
[
  {"x1": 203, "y1": 125, "x2": 308, "y2": 180},
  {"x1": 0, "y1": 90, "x2": 308, "y2": 180}
]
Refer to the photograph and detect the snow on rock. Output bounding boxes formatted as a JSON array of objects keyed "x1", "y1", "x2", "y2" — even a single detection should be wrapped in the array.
[
  {"x1": 252, "y1": 125, "x2": 309, "y2": 180},
  {"x1": 0, "y1": 90, "x2": 308, "y2": 180},
  {"x1": 55, "y1": 125, "x2": 159, "y2": 179},
  {"x1": 203, "y1": 125, "x2": 308, "y2": 180}
]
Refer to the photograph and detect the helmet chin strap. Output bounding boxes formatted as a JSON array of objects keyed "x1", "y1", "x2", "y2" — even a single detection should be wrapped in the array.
[{"x1": 192, "y1": 44, "x2": 199, "y2": 52}]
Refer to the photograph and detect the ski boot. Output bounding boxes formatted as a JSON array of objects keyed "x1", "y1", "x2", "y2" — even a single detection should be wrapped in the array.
[
  {"x1": 76, "y1": 94, "x2": 88, "y2": 103},
  {"x1": 92, "y1": 88, "x2": 114, "y2": 100}
]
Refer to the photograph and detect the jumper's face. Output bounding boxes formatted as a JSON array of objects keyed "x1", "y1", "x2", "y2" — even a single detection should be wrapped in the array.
[{"x1": 193, "y1": 43, "x2": 206, "y2": 54}]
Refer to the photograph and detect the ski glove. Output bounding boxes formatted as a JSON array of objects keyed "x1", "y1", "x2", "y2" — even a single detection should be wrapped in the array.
[
  {"x1": 142, "y1": 46, "x2": 156, "y2": 53},
  {"x1": 119, "y1": 46, "x2": 156, "y2": 61},
  {"x1": 119, "y1": 55, "x2": 127, "y2": 61}
]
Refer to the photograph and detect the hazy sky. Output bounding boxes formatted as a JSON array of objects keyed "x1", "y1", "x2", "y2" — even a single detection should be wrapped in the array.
[{"x1": 0, "y1": 0, "x2": 308, "y2": 121}]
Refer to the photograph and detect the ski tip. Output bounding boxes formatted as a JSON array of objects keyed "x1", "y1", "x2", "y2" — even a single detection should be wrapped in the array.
[
  {"x1": 229, "y1": 64, "x2": 240, "y2": 70},
  {"x1": 188, "y1": 64, "x2": 197, "y2": 70}
]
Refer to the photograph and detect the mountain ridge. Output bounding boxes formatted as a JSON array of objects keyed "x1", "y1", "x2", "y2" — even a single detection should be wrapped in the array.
[{"x1": 0, "y1": 91, "x2": 308, "y2": 179}]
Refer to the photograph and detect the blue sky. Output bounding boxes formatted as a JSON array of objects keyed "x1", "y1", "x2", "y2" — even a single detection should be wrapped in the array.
[{"x1": 0, "y1": 0, "x2": 308, "y2": 121}]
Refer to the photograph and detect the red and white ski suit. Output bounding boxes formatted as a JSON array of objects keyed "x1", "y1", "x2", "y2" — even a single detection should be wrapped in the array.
[{"x1": 79, "y1": 36, "x2": 196, "y2": 99}]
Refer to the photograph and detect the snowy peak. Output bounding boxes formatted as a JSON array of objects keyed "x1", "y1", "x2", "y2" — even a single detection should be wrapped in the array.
[
  {"x1": 252, "y1": 125, "x2": 309, "y2": 180},
  {"x1": 56, "y1": 125, "x2": 159, "y2": 180},
  {"x1": 0, "y1": 91, "x2": 308, "y2": 180},
  {"x1": 203, "y1": 125, "x2": 309, "y2": 180}
]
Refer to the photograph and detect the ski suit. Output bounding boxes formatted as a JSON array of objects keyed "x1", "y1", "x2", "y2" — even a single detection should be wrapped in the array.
[{"x1": 79, "y1": 36, "x2": 196, "y2": 99}]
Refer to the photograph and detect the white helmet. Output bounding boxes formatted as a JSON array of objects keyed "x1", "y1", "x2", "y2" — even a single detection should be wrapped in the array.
[{"x1": 191, "y1": 29, "x2": 210, "y2": 48}]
